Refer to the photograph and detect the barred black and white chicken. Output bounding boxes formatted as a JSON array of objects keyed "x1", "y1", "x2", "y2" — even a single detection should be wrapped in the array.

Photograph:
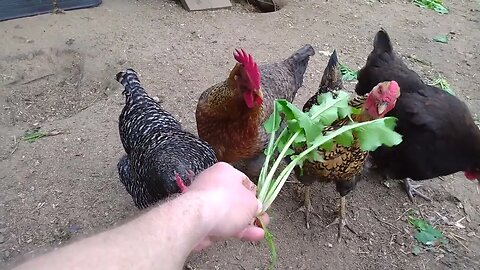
[{"x1": 116, "y1": 69, "x2": 218, "y2": 209}]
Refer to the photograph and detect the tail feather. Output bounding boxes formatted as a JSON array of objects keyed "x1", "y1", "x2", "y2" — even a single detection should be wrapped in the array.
[
  {"x1": 318, "y1": 49, "x2": 342, "y2": 94},
  {"x1": 116, "y1": 68, "x2": 145, "y2": 96},
  {"x1": 287, "y1": 44, "x2": 315, "y2": 89},
  {"x1": 373, "y1": 28, "x2": 393, "y2": 54}
]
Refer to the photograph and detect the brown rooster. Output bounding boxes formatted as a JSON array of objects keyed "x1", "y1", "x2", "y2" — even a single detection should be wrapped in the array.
[
  {"x1": 196, "y1": 45, "x2": 315, "y2": 180},
  {"x1": 292, "y1": 50, "x2": 401, "y2": 241}
]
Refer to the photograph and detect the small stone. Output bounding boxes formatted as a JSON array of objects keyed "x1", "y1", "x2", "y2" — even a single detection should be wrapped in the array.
[
  {"x1": 66, "y1": 38, "x2": 75, "y2": 46},
  {"x1": 0, "y1": 235, "x2": 4, "y2": 243},
  {"x1": 326, "y1": 243, "x2": 333, "y2": 248},
  {"x1": 467, "y1": 232, "x2": 475, "y2": 237}
]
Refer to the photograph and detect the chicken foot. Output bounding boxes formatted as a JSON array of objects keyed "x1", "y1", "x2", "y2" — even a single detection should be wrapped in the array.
[
  {"x1": 403, "y1": 178, "x2": 432, "y2": 202},
  {"x1": 326, "y1": 196, "x2": 357, "y2": 242},
  {"x1": 289, "y1": 185, "x2": 321, "y2": 229}
]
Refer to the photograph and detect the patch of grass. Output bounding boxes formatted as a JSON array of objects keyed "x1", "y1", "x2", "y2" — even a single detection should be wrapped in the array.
[
  {"x1": 339, "y1": 63, "x2": 358, "y2": 81},
  {"x1": 22, "y1": 128, "x2": 63, "y2": 143},
  {"x1": 428, "y1": 76, "x2": 454, "y2": 95},
  {"x1": 413, "y1": 0, "x2": 449, "y2": 14},
  {"x1": 22, "y1": 128, "x2": 49, "y2": 143}
]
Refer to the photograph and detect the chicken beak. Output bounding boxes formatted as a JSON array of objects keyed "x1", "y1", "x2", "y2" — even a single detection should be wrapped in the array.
[
  {"x1": 377, "y1": 101, "x2": 388, "y2": 115},
  {"x1": 254, "y1": 88, "x2": 263, "y2": 100},
  {"x1": 254, "y1": 89, "x2": 263, "y2": 99}
]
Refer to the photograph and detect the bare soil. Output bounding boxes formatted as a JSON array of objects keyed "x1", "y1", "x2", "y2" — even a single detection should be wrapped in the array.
[{"x1": 1, "y1": 0, "x2": 479, "y2": 269}]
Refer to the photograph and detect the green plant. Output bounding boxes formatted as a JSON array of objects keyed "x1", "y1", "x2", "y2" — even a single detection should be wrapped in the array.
[
  {"x1": 255, "y1": 91, "x2": 403, "y2": 269},
  {"x1": 413, "y1": 0, "x2": 449, "y2": 14}
]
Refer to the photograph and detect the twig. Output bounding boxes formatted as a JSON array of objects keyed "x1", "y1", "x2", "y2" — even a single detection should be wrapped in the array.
[
  {"x1": 10, "y1": 135, "x2": 19, "y2": 155},
  {"x1": 450, "y1": 232, "x2": 466, "y2": 241},
  {"x1": 373, "y1": 215, "x2": 404, "y2": 232},
  {"x1": 360, "y1": 208, "x2": 404, "y2": 232},
  {"x1": 75, "y1": 66, "x2": 84, "y2": 90},
  {"x1": 10, "y1": 143, "x2": 18, "y2": 155},
  {"x1": 449, "y1": 233, "x2": 471, "y2": 252},
  {"x1": 21, "y1": 73, "x2": 55, "y2": 85},
  {"x1": 396, "y1": 208, "x2": 413, "y2": 221},
  {"x1": 389, "y1": 234, "x2": 395, "y2": 245},
  {"x1": 417, "y1": 207, "x2": 426, "y2": 220}
]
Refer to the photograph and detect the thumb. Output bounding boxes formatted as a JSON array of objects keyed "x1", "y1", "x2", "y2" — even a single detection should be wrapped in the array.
[{"x1": 237, "y1": 226, "x2": 265, "y2": 242}]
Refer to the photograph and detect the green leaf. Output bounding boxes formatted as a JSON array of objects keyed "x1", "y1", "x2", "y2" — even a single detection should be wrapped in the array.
[
  {"x1": 276, "y1": 136, "x2": 290, "y2": 155},
  {"x1": 320, "y1": 139, "x2": 334, "y2": 151},
  {"x1": 276, "y1": 100, "x2": 320, "y2": 144},
  {"x1": 338, "y1": 105, "x2": 352, "y2": 119},
  {"x1": 351, "y1": 107, "x2": 362, "y2": 116},
  {"x1": 276, "y1": 99, "x2": 306, "y2": 122},
  {"x1": 311, "y1": 105, "x2": 338, "y2": 126},
  {"x1": 306, "y1": 150, "x2": 323, "y2": 162},
  {"x1": 293, "y1": 132, "x2": 306, "y2": 144},
  {"x1": 408, "y1": 217, "x2": 445, "y2": 246},
  {"x1": 292, "y1": 150, "x2": 324, "y2": 173},
  {"x1": 433, "y1": 34, "x2": 448, "y2": 44},
  {"x1": 409, "y1": 217, "x2": 430, "y2": 231},
  {"x1": 311, "y1": 91, "x2": 351, "y2": 124},
  {"x1": 264, "y1": 102, "x2": 282, "y2": 134},
  {"x1": 335, "y1": 129, "x2": 354, "y2": 147},
  {"x1": 339, "y1": 63, "x2": 358, "y2": 81},
  {"x1": 413, "y1": 0, "x2": 449, "y2": 14},
  {"x1": 354, "y1": 117, "x2": 403, "y2": 151},
  {"x1": 286, "y1": 119, "x2": 301, "y2": 134},
  {"x1": 275, "y1": 131, "x2": 291, "y2": 153}
]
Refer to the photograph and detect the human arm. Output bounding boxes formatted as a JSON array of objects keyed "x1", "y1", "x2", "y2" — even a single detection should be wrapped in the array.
[{"x1": 12, "y1": 162, "x2": 268, "y2": 270}]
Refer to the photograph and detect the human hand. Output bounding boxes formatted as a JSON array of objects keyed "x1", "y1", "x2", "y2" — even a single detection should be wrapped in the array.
[{"x1": 186, "y1": 162, "x2": 269, "y2": 250}]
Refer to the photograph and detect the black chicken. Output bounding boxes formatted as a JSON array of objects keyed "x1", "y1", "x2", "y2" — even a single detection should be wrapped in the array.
[
  {"x1": 116, "y1": 69, "x2": 218, "y2": 208},
  {"x1": 355, "y1": 29, "x2": 480, "y2": 201}
]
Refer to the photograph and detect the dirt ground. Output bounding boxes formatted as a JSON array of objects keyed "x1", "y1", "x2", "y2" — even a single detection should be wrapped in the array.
[{"x1": 0, "y1": 0, "x2": 479, "y2": 269}]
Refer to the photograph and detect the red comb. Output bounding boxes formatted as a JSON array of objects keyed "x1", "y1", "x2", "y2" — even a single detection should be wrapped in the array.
[{"x1": 233, "y1": 49, "x2": 261, "y2": 89}]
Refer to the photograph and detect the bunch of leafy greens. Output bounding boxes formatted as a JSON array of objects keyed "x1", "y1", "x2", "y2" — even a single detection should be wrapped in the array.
[
  {"x1": 413, "y1": 0, "x2": 449, "y2": 14},
  {"x1": 256, "y1": 90, "x2": 403, "y2": 269}
]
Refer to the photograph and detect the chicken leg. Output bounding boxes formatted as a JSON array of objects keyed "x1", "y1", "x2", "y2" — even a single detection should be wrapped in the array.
[
  {"x1": 403, "y1": 178, "x2": 432, "y2": 202},
  {"x1": 326, "y1": 196, "x2": 356, "y2": 242},
  {"x1": 289, "y1": 185, "x2": 321, "y2": 229}
]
